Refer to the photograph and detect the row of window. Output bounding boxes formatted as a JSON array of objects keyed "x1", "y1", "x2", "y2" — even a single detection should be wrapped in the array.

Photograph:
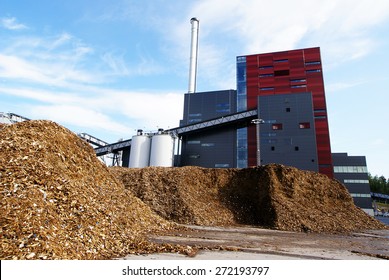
[
  {"x1": 187, "y1": 141, "x2": 215, "y2": 147},
  {"x1": 344, "y1": 179, "x2": 369, "y2": 184},
  {"x1": 350, "y1": 193, "x2": 371, "y2": 198},
  {"x1": 333, "y1": 166, "x2": 368, "y2": 173},
  {"x1": 270, "y1": 146, "x2": 302, "y2": 151},
  {"x1": 260, "y1": 84, "x2": 307, "y2": 89},
  {"x1": 271, "y1": 122, "x2": 310, "y2": 130},
  {"x1": 258, "y1": 60, "x2": 320, "y2": 68}
]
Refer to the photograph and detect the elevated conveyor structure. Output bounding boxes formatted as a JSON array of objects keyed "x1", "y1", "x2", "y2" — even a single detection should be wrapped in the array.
[
  {"x1": 94, "y1": 109, "x2": 258, "y2": 157},
  {"x1": 78, "y1": 133, "x2": 108, "y2": 148}
]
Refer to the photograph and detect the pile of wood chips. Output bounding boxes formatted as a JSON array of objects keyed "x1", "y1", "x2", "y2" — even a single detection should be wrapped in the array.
[
  {"x1": 0, "y1": 120, "x2": 178, "y2": 260},
  {"x1": 1, "y1": 120, "x2": 386, "y2": 260},
  {"x1": 111, "y1": 165, "x2": 387, "y2": 233}
]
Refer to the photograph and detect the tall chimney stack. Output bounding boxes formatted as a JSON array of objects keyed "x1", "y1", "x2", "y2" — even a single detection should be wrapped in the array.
[{"x1": 188, "y1": 17, "x2": 199, "y2": 94}]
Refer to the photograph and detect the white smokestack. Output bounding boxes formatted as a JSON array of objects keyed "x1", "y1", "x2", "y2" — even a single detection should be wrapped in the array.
[{"x1": 188, "y1": 17, "x2": 199, "y2": 94}]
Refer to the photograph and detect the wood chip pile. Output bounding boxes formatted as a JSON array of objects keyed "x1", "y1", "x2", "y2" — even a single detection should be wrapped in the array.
[
  {"x1": 111, "y1": 165, "x2": 387, "y2": 233},
  {"x1": 0, "y1": 120, "x2": 175, "y2": 260}
]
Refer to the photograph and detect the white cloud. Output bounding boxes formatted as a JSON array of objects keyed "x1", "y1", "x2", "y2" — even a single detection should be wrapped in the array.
[
  {"x1": 101, "y1": 52, "x2": 131, "y2": 76},
  {"x1": 49, "y1": 33, "x2": 73, "y2": 50},
  {"x1": 1, "y1": 17, "x2": 27, "y2": 30},
  {"x1": 0, "y1": 54, "x2": 53, "y2": 84},
  {"x1": 326, "y1": 80, "x2": 366, "y2": 93},
  {"x1": 159, "y1": 0, "x2": 389, "y2": 90},
  {"x1": 30, "y1": 104, "x2": 129, "y2": 135},
  {"x1": 0, "y1": 84, "x2": 184, "y2": 139}
]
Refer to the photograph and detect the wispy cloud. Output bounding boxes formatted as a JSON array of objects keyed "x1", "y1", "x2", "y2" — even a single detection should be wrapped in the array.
[
  {"x1": 1, "y1": 17, "x2": 27, "y2": 30},
  {"x1": 157, "y1": 0, "x2": 389, "y2": 90},
  {"x1": 0, "y1": 83, "x2": 184, "y2": 140},
  {"x1": 0, "y1": 25, "x2": 181, "y2": 139}
]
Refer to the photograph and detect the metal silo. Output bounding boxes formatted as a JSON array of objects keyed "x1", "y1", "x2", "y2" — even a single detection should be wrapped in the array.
[
  {"x1": 149, "y1": 130, "x2": 174, "y2": 167},
  {"x1": 129, "y1": 130, "x2": 151, "y2": 168}
]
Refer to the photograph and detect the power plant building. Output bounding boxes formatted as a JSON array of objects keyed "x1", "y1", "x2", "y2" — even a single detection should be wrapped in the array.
[
  {"x1": 332, "y1": 152, "x2": 373, "y2": 215},
  {"x1": 180, "y1": 47, "x2": 333, "y2": 176},
  {"x1": 236, "y1": 47, "x2": 333, "y2": 178}
]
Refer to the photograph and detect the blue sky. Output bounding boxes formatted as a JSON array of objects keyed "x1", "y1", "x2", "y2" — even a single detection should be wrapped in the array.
[{"x1": 1, "y1": 0, "x2": 388, "y2": 177}]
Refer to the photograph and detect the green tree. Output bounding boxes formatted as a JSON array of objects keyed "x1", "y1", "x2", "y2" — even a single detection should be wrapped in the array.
[{"x1": 369, "y1": 174, "x2": 389, "y2": 195}]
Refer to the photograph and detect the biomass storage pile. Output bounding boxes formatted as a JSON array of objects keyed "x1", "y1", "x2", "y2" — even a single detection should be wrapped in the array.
[
  {"x1": 0, "y1": 120, "x2": 175, "y2": 260},
  {"x1": 111, "y1": 165, "x2": 387, "y2": 232},
  {"x1": 1, "y1": 120, "x2": 386, "y2": 260}
]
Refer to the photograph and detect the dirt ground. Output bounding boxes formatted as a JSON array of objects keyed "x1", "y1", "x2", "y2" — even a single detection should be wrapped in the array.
[{"x1": 121, "y1": 225, "x2": 389, "y2": 260}]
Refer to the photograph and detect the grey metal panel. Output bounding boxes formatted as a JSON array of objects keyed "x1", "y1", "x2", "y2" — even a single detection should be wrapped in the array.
[
  {"x1": 352, "y1": 197, "x2": 373, "y2": 209},
  {"x1": 332, "y1": 153, "x2": 367, "y2": 166},
  {"x1": 180, "y1": 89, "x2": 238, "y2": 168},
  {"x1": 258, "y1": 92, "x2": 319, "y2": 172},
  {"x1": 182, "y1": 90, "x2": 237, "y2": 126},
  {"x1": 332, "y1": 152, "x2": 372, "y2": 210},
  {"x1": 181, "y1": 127, "x2": 236, "y2": 168}
]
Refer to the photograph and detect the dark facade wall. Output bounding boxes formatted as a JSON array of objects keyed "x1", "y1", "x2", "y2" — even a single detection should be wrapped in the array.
[
  {"x1": 332, "y1": 153, "x2": 373, "y2": 210},
  {"x1": 182, "y1": 89, "x2": 237, "y2": 125},
  {"x1": 243, "y1": 47, "x2": 333, "y2": 177},
  {"x1": 181, "y1": 127, "x2": 236, "y2": 168},
  {"x1": 180, "y1": 90, "x2": 237, "y2": 168},
  {"x1": 258, "y1": 92, "x2": 319, "y2": 172}
]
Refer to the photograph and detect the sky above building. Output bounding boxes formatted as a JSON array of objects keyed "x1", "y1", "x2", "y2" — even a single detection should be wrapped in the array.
[{"x1": 1, "y1": 0, "x2": 388, "y2": 177}]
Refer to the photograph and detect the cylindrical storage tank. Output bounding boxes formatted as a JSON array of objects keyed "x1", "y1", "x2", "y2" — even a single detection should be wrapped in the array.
[
  {"x1": 129, "y1": 134, "x2": 151, "y2": 167},
  {"x1": 149, "y1": 134, "x2": 174, "y2": 167}
]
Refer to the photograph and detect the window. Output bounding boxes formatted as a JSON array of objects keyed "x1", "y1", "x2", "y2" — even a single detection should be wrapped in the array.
[
  {"x1": 259, "y1": 65, "x2": 273, "y2": 69},
  {"x1": 188, "y1": 118, "x2": 202, "y2": 123},
  {"x1": 299, "y1": 122, "x2": 310, "y2": 129},
  {"x1": 274, "y1": 59, "x2": 288, "y2": 63},
  {"x1": 290, "y1": 79, "x2": 306, "y2": 83},
  {"x1": 295, "y1": 146, "x2": 299, "y2": 151},
  {"x1": 189, "y1": 155, "x2": 200, "y2": 159},
  {"x1": 274, "y1": 69, "x2": 289, "y2": 76},
  {"x1": 215, "y1": 163, "x2": 229, "y2": 168},
  {"x1": 350, "y1": 193, "x2": 371, "y2": 198},
  {"x1": 271, "y1": 146, "x2": 275, "y2": 151},
  {"x1": 333, "y1": 166, "x2": 368, "y2": 173},
  {"x1": 286, "y1": 107, "x2": 291, "y2": 112},
  {"x1": 344, "y1": 179, "x2": 369, "y2": 184},
  {"x1": 306, "y1": 69, "x2": 321, "y2": 73},
  {"x1": 189, "y1": 113, "x2": 202, "y2": 117},
  {"x1": 260, "y1": 87, "x2": 274, "y2": 91},
  {"x1": 187, "y1": 140, "x2": 200, "y2": 144},
  {"x1": 216, "y1": 103, "x2": 230, "y2": 113},
  {"x1": 259, "y1": 73, "x2": 274, "y2": 78},
  {"x1": 305, "y1": 61, "x2": 321, "y2": 66},
  {"x1": 272, "y1": 123, "x2": 283, "y2": 130},
  {"x1": 291, "y1": 84, "x2": 307, "y2": 88},
  {"x1": 201, "y1": 143, "x2": 215, "y2": 147}
]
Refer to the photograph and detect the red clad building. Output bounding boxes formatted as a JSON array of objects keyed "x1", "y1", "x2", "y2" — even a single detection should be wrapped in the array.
[{"x1": 243, "y1": 47, "x2": 333, "y2": 178}]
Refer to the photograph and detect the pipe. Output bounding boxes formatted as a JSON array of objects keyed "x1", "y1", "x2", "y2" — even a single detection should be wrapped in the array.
[{"x1": 188, "y1": 17, "x2": 199, "y2": 94}]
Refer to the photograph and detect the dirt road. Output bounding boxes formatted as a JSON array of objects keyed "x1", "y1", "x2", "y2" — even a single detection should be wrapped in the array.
[{"x1": 122, "y1": 225, "x2": 389, "y2": 260}]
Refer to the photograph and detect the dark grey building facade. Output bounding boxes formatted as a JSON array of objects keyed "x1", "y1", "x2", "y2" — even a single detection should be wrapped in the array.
[
  {"x1": 332, "y1": 152, "x2": 373, "y2": 214},
  {"x1": 180, "y1": 90, "x2": 238, "y2": 168},
  {"x1": 258, "y1": 92, "x2": 319, "y2": 172}
]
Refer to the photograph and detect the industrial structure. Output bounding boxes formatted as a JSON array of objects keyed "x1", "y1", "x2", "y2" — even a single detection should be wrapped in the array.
[{"x1": 332, "y1": 153, "x2": 373, "y2": 215}]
